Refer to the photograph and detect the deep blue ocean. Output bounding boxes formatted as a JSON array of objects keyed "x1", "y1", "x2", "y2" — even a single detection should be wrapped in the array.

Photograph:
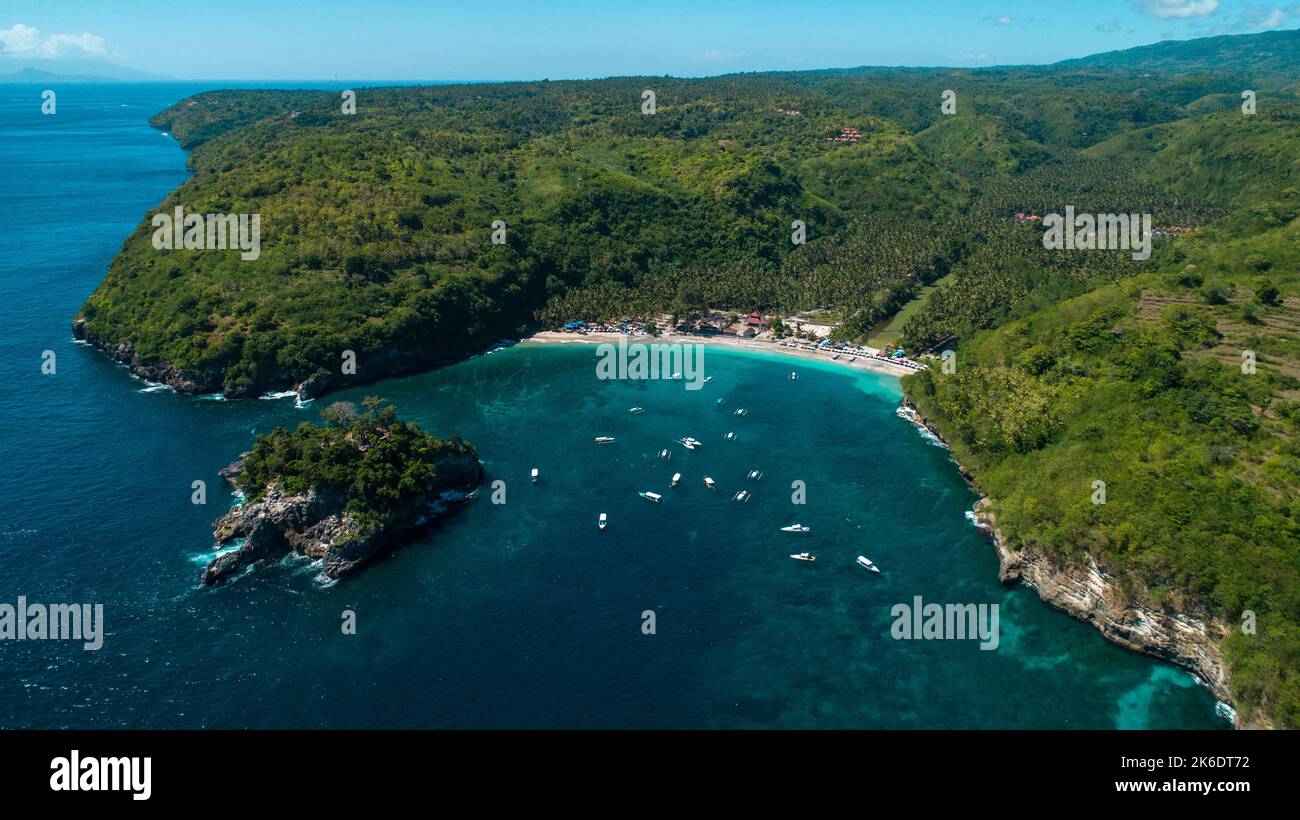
[{"x1": 0, "y1": 83, "x2": 1224, "y2": 728}]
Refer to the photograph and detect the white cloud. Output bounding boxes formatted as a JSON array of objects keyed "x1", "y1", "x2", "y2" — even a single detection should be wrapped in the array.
[
  {"x1": 1131, "y1": 0, "x2": 1221, "y2": 18},
  {"x1": 1192, "y1": 3, "x2": 1300, "y2": 33},
  {"x1": 0, "y1": 23, "x2": 109, "y2": 59},
  {"x1": 1239, "y1": 4, "x2": 1300, "y2": 29}
]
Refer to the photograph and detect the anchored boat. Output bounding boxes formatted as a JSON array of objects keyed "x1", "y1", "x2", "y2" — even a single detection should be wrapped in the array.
[
  {"x1": 856, "y1": 555, "x2": 881, "y2": 573},
  {"x1": 779, "y1": 524, "x2": 810, "y2": 534},
  {"x1": 595, "y1": 436, "x2": 615, "y2": 444},
  {"x1": 789, "y1": 552, "x2": 815, "y2": 562},
  {"x1": 639, "y1": 491, "x2": 663, "y2": 503},
  {"x1": 598, "y1": 513, "x2": 607, "y2": 530}
]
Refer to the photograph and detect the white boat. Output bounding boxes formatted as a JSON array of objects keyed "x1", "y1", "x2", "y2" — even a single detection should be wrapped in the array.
[
  {"x1": 639, "y1": 491, "x2": 662, "y2": 503},
  {"x1": 598, "y1": 513, "x2": 607, "y2": 530},
  {"x1": 747, "y1": 470, "x2": 763, "y2": 481},
  {"x1": 671, "y1": 371, "x2": 682, "y2": 380},
  {"x1": 595, "y1": 436, "x2": 615, "y2": 444},
  {"x1": 789, "y1": 552, "x2": 816, "y2": 562},
  {"x1": 659, "y1": 448, "x2": 671, "y2": 460},
  {"x1": 531, "y1": 467, "x2": 539, "y2": 483},
  {"x1": 733, "y1": 408, "x2": 748, "y2": 417},
  {"x1": 704, "y1": 477, "x2": 715, "y2": 489},
  {"x1": 780, "y1": 524, "x2": 810, "y2": 534},
  {"x1": 628, "y1": 406, "x2": 646, "y2": 415},
  {"x1": 704, "y1": 376, "x2": 714, "y2": 384},
  {"x1": 671, "y1": 472, "x2": 681, "y2": 487},
  {"x1": 790, "y1": 371, "x2": 798, "y2": 379},
  {"x1": 724, "y1": 431, "x2": 737, "y2": 441},
  {"x1": 732, "y1": 490, "x2": 751, "y2": 502},
  {"x1": 856, "y1": 555, "x2": 881, "y2": 573}
]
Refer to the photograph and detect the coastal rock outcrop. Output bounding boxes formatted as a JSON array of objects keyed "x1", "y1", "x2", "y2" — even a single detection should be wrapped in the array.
[
  {"x1": 900, "y1": 399, "x2": 1263, "y2": 729},
  {"x1": 72, "y1": 318, "x2": 224, "y2": 395},
  {"x1": 201, "y1": 452, "x2": 483, "y2": 585}
]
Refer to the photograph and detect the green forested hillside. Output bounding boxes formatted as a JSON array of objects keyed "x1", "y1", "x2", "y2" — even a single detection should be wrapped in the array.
[
  {"x1": 1056, "y1": 27, "x2": 1300, "y2": 75},
  {"x1": 77, "y1": 57, "x2": 1270, "y2": 397}
]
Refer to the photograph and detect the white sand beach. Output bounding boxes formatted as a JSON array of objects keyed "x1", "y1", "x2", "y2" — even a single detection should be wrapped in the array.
[{"x1": 521, "y1": 330, "x2": 922, "y2": 377}]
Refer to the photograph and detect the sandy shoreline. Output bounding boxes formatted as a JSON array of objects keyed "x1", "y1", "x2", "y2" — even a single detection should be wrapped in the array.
[{"x1": 521, "y1": 330, "x2": 921, "y2": 378}]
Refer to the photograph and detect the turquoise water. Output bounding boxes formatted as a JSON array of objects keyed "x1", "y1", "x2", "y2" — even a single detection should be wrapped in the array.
[{"x1": 0, "y1": 84, "x2": 1224, "y2": 728}]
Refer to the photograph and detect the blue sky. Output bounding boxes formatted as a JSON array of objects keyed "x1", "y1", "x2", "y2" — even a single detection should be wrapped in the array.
[{"x1": 1, "y1": 0, "x2": 1297, "y2": 80}]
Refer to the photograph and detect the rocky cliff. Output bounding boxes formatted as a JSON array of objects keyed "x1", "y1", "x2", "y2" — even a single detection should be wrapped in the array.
[{"x1": 900, "y1": 400, "x2": 1266, "y2": 729}]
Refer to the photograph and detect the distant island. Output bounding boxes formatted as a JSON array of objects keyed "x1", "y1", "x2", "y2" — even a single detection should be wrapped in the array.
[
  {"x1": 0, "y1": 68, "x2": 119, "y2": 84},
  {"x1": 77, "y1": 28, "x2": 1300, "y2": 727},
  {"x1": 0, "y1": 59, "x2": 174, "y2": 83},
  {"x1": 201, "y1": 398, "x2": 482, "y2": 585}
]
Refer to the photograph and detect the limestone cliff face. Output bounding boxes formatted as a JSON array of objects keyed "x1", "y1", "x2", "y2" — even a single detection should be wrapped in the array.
[
  {"x1": 974, "y1": 499, "x2": 1269, "y2": 728},
  {"x1": 901, "y1": 400, "x2": 1267, "y2": 729},
  {"x1": 200, "y1": 453, "x2": 483, "y2": 585}
]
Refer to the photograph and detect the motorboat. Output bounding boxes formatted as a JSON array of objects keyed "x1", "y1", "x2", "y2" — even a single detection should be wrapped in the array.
[
  {"x1": 595, "y1": 436, "x2": 615, "y2": 444},
  {"x1": 598, "y1": 513, "x2": 607, "y2": 530},
  {"x1": 856, "y1": 555, "x2": 881, "y2": 573},
  {"x1": 639, "y1": 491, "x2": 663, "y2": 503},
  {"x1": 530, "y1": 467, "x2": 539, "y2": 483},
  {"x1": 704, "y1": 477, "x2": 715, "y2": 489},
  {"x1": 747, "y1": 470, "x2": 763, "y2": 481},
  {"x1": 789, "y1": 552, "x2": 815, "y2": 562},
  {"x1": 779, "y1": 524, "x2": 810, "y2": 534},
  {"x1": 724, "y1": 431, "x2": 737, "y2": 441},
  {"x1": 671, "y1": 472, "x2": 681, "y2": 487},
  {"x1": 732, "y1": 490, "x2": 751, "y2": 502},
  {"x1": 733, "y1": 408, "x2": 748, "y2": 417},
  {"x1": 628, "y1": 406, "x2": 646, "y2": 415}
]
